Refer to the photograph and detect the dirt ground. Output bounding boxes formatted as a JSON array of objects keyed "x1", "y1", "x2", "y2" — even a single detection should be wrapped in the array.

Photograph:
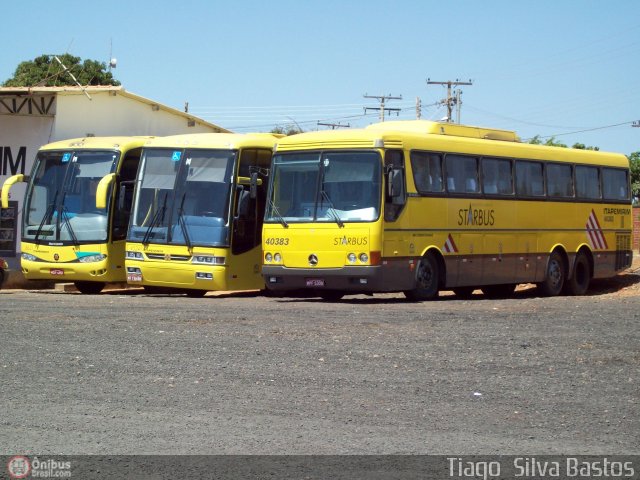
[{"x1": 0, "y1": 260, "x2": 638, "y2": 456}]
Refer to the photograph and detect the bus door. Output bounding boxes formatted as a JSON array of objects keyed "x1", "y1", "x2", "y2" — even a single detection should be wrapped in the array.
[{"x1": 230, "y1": 149, "x2": 271, "y2": 280}]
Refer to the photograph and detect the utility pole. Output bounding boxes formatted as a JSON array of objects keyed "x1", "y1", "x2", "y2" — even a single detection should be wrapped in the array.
[
  {"x1": 426, "y1": 78, "x2": 472, "y2": 123},
  {"x1": 416, "y1": 97, "x2": 422, "y2": 119},
  {"x1": 633, "y1": 120, "x2": 640, "y2": 128},
  {"x1": 363, "y1": 93, "x2": 402, "y2": 122},
  {"x1": 317, "y1": 121, "x2": 350, "y2": 130}
]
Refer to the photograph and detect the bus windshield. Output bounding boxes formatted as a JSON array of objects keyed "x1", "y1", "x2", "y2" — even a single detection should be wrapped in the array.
[
  {"x1": 266, "y1": 150, "x2": 381, "y2": 224},
  {"x1": 23, "y1": 150, "x2": 117, "y2": 243},
  {"x1": 128, "y1": 148, "x2": 235, "y2": 247}
]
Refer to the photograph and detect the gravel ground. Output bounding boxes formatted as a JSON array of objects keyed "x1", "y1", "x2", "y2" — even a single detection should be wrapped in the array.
[{"x1": 0, "y1": 266, "x2": 639, "y2": 456}]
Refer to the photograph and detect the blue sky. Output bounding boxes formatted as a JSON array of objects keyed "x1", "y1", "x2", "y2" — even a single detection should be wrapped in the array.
[{"x1": 2, "y1": 0, "x2": 639, "y2": 155}]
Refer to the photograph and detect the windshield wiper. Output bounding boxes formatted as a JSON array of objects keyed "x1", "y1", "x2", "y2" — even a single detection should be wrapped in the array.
[
  {"x1": 320, "y1": 190, "x2": 344, "y2": 228},
  {"x1": 268, "y1": 197, "x2": 289, "y2": 228},
  {"x1": 176, "y1": 192, "x2": 192, "y2": 249},
  {"x1": 142, "y1": 192, "x2": 168, "y2": 244},
  {"x1": 35, "y1": 190, "x2": 59, "y2": 244},
  {"x1": 61, "y1": 206, "x2": 79, "y2": 245}
]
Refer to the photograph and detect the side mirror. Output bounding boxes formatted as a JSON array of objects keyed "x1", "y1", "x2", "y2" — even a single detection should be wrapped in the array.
[
  {"x1": 236, "y1": 187, "x2": 251, "y2": 218},
  {"x1": 96, "y1": 173, "x2": 116, "y2": 209},
  {"x1": 1, "y1": 174, "x2": 26, "y2": 209},
  {"x1": 387, "y1": 168, "x2": 405, "y2": 200}
]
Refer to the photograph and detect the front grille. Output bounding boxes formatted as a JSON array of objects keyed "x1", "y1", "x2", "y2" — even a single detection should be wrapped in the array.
[{"x1": 145, "y1": 253, "x2": 191, "y2": 262}]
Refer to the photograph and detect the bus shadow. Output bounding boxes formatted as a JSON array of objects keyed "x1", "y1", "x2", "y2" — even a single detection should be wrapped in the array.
[{"x1": 273, "y1": 271, "x2": 640, "y2": 304}]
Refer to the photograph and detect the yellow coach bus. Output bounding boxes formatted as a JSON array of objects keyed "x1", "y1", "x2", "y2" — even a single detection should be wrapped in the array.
[
  {"x1": 262, "y1": 120, "x2": 632, "y2": 300},
  {"x1": 124, "y1": 133, "x2": 279, "y2": 296},
  {"x1": 1, "y1": 137, "x2": 148, "y2": 293}
]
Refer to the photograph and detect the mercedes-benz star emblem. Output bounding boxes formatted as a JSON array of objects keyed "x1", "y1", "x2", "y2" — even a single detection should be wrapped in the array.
[{"x1": 308, "y1": 254, "x2": 318, "y2": 266}]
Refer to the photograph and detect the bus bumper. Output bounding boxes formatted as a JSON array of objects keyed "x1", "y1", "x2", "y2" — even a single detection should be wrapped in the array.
[{"x1": 262, "y1": 263, "x2": 413, "y2": 293}]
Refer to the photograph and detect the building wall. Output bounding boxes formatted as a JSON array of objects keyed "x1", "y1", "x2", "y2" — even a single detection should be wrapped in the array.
[{"x1": 54, "y1": 91, "x2": 217, "y2": 138}]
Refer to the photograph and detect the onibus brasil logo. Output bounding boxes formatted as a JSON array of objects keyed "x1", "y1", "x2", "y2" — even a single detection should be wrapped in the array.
[{"x1": 7, "y1": 456, "x2": 71, "y2": 478}]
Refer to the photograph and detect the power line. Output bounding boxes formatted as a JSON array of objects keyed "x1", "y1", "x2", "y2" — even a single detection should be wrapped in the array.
[{"x1": 521, "y1": 120, "x2": 635, "y2": 142}]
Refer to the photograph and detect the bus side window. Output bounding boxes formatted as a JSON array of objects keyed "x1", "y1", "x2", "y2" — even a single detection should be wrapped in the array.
[
  {"x1": 384, "y1": 149, "x2": 406, "y2": 222},
  {"x1": 410, "y1": 151, "x2": 443, "y2": 194}
]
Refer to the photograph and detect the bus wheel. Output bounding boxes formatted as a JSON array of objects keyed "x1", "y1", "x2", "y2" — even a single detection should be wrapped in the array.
[
  {"x1": 452, "y1": 287, "x2": 474, "y2": 299},
  {"x1": 538, "y1": 251, "x2": 566, "y2": 296},
  {"x1": 482, "y1": 284, "x2": 516, "y2": 299},
  {"x1": 564, "y1": 252, "x2": 591, "y2": 296},
  {"x1": 404, "y1": 253, "x2": 439, "y2": 301},
  {"x1": 319, "y1": 291, "x2": 344, "y2": 301},
  {"x1": 74, "y1": 281, "x2": 105, "y2": 294}
]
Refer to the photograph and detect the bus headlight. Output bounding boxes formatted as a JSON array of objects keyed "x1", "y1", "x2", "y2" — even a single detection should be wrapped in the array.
[
  {"x1": 192, "y1": 255, "x2": 225, "y2": 265},
  {"x1": 347, "y1": 253, "x2": 357, "y2": 264},
  {"x1": 265, "y1": 252, "x2": 273, "y2": 263},
  {"x1": 21, "y1": 253, "x2": 37, "y2": 262},
  {"x1": 126, "y1": 251, "x2": 144, "y2": 260},
  {"x1": 274, "y1": 253, "x2": 282, "y2": 263},
  {"x1": 359, "y1": 253, "x2": 369, "y2": 264},
  {"x1": 79, "y1": 254, "x2": 107, "y2": 263}
]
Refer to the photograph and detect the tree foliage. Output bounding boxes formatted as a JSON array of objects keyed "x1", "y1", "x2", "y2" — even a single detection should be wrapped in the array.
[
  {"x1": 528, "y1": 135, "x2": 599, "y2": 150},
  {"x1": 271, "y1": 124, "x2": 303, "y2": 136},
  {"x1": 2, "y1": 54, "x2": 120, "y2": 87}
]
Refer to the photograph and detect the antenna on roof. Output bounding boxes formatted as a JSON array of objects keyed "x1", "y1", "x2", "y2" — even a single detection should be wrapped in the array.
[
  {"x1": 108, "y1": 38, "x2": 117, "y2": 71},
  {"x1": 52, "y1": 55, "x2": 92, "y2": 100}
]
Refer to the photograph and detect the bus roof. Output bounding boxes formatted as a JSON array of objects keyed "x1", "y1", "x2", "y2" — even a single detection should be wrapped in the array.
[
  {"x1": 39, "y1": 136, "x2": 153, "y2": 152},
  {"x1": 275, "y1": 120, "x2": 628, "y2": 168},
  {"x1": 141, "y1": 132, "x2": 282, "y2": 150}
]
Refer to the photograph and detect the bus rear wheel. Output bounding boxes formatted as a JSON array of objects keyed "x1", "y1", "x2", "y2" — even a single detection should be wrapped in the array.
[
  {"x1": 538, "y1": 251, "x2": 566, "y2": 296},
  {"x1": 564, "y1": 252, "x2": 591, "y2": 296},
  {"x1": 404, "y1": 252, "x2": 439, "y2": 301},
  {"x1": 74, "y1": 281, "x2": 105, "y2": 294}
]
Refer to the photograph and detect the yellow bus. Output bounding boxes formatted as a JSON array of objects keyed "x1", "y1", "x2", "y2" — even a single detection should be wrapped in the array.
[
  {"x1": 1, "y1": 136, "x2": 149, "y2": 294},
  {"x1": 124, "y1": 133, "x2": 279, "y2": 296},
  {"x1": 262, "y1": 120, "x2": 632, "y2": 300}
]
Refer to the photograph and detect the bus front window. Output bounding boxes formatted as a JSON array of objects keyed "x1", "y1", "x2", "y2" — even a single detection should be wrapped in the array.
[
  {"x1": 128, "y1": 149, "x2": 178, "y2": 243},
  {"x1": 23, "y1": 151, "x2": 116, "y2": 242},
  {"x1": 168, "y1": 150, "x2": 235, "y2": 247},
  {"x1": 266, "y1": 151, "x2": 381, "y2": 224}
]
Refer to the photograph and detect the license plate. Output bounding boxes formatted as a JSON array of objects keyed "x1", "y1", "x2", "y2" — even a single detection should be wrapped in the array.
[
  {"x1": 127, "y1": 274, "x2": 143, "y2": 282},
  {"x1": 50, "y1": 268, "x2": 64, "y2": 276},
  {"x1": 306, "y1": 278, "x2": 325, "y2": 287}
]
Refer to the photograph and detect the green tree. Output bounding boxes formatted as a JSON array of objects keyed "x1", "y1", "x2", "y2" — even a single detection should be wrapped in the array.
[
  {"x1": 629, "y1": 151, "x2": 640, "y2": 198},
  {"x1": 271, "y1": 124, "x2": 303, "y2": 136},
  {"x1": 2, "y1": 54, "x2": 120, "y2": 87},
  {"x1": 529, "y1": 135, "x2": 599, "y2": 150}
]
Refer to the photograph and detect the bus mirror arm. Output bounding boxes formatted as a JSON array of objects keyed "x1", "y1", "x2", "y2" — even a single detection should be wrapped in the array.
[
  {"x1": 96, "y1": 173, "x2": 116, "y2": 209},
  {"x1": 249, "y1": 172, "x2": 259, "y2": 200},
  {"x1": 1, "y1": 174, "x2": 26, "y2": 209}
]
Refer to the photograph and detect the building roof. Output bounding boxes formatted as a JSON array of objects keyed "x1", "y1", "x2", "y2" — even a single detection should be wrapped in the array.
[{"x1": 0, "y1": 85, "x2": 229, "y2": 133}]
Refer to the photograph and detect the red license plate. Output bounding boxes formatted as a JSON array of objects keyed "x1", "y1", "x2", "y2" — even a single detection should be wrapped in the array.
[
  {"x1": 50, "y1": 268, "x2": 64, "y2": 276},
  {"x1": 305, "y1": 278, "x2": 325, "y2": 287}
]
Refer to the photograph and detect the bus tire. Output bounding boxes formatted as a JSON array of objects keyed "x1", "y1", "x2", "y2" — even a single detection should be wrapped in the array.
[
  {"x1": 74, "y1": 281, "x2": 105, "y2": 294},
  {"x1": 564, "y1": 252, "x2": 591, "y2": 296},
  {"x1": 482, "y1": 284, "x2": 516, "y2": 299},
  {"x1": 404, "y1": 252, "x2": 439, "y2": 301},
  {"x1": 538, "y1": 251, "x2": 566, "y2": 296}
]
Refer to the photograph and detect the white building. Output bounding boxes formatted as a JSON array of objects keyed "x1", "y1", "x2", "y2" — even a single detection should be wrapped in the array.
[{"x1": 0, "y1": 86, "x2": 228, "y2": 269}]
